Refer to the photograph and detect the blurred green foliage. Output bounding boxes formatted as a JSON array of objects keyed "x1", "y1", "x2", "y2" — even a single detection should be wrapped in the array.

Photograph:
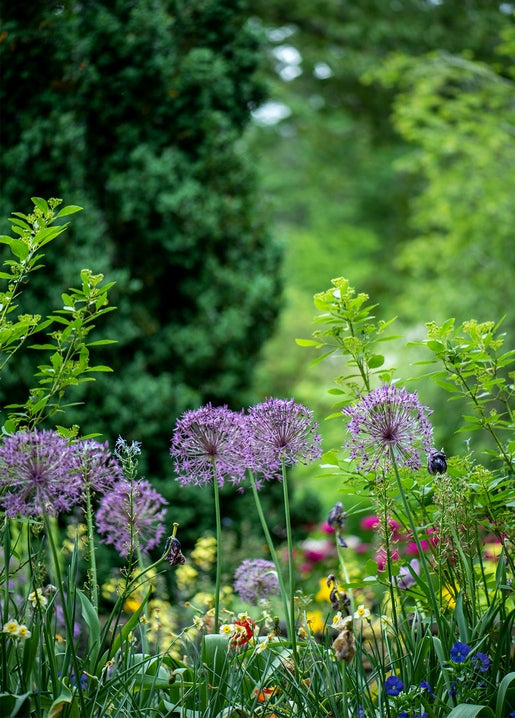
[
  {"x1": 0, "y1": 0, "x2": 287, "y2": 542},
  {"x1": 248, "y1": 2, "x2": 515, "y2": 503}
]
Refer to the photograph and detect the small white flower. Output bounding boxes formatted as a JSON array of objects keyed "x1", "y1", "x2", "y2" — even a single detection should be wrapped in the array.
[
  {"x1": 28, "y1": 588, "x2": 48, "y2": 608},
  {"x1": 2, "y1": 619, "x2": 21, "y2": 636},
  {"x1": 17, "y1": 624, "x2": 32, "y2": 640},
  {"x1": 353, "y1": 604, "x2": 370, "y2": 620}
]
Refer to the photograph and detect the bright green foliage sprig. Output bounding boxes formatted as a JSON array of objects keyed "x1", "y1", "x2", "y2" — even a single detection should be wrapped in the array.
[
  {"x1": 413, "y1": 317, "x2": 515, "y2": 471},
  {"x1": 297, "y1": 277, "x2": 398, "y2": 406},
  {"x1": 0, "y1": 198, "x2": 116, "y2": 435}
]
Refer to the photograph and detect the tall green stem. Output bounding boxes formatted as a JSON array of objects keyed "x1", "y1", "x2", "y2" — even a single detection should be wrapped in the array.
[
  {"x1": 84, "y1": 485, "x2": 98, "y2": 612},
  {"x1": 389, "y1": 449, "x2": 445, "y2": 647},
  {"x1": 43, "y1": 512, "x2": 87, "y2": 715},
  {"x1": 211, "y1": 468, "x2": 222, "y2": 633},
  {"x1": 281, "y1": 460, "x2": 298, "y2": 657},
  {"x1": 248, "y1": 470, "x2": 292, "y2": 644}
]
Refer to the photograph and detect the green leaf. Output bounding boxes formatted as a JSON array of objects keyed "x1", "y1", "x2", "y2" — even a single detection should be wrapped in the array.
[
  {"x1": 495, "y1": 672, "x2": 515, "y2": 716},
  {"x1": 55, "y1": 205, "x2": 83, "y2": 218},
  {"x1": 77, "y1": 589, "x2": 101, "y2": 665},
  {"x1": 31, "y1": 197, "x2": 50, "y2": 213},
  {"x1": 368, "y1": 353, "x2": 384, "y2": 368},
  {"x1": 0, "y1": 692, "x2": 31, "y2": 718},
  {"x1": 446, "y1": 706, "x2": 493, "y2": 718},
  {"x1": 9, "y1": 240, "x2": 29, "y2": 261}
]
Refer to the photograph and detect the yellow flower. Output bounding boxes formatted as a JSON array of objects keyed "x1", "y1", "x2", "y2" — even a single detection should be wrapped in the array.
[
  {"x1": 305, "y1": 610, "x2": 325, "y2": 634},
  {"x1": 124, "y1": 596, "x2": 141, "y2": 613},
  {"x1": 190, "y1": 536, "x2": 217, "y2": 570},
  {"x1": 315, "y1": 577, "x2": 332, "y2": 603},
  {"x1": 175, "y1": 564, "x2": 198, "y2": 592}
]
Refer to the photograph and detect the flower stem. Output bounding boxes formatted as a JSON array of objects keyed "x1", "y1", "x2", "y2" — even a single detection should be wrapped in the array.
[
  {"x1": 281, "y1": 460, "x2": 298, "y2": 657},
  {"x1": 248, "y1": 470, "x2": 292, "y2": 645},
  {"x1": 84, "y1": 484, "x2": 98, "y2": 612},
  {"x1": 211, "y1": 468, "x2": 222, "y2": 633},
  {"x1": 389, "y1": 449, "x2": 445, "y2": 646},
  {"x1": 43, "y1": 512, "x2": 87, "y2": 715}
]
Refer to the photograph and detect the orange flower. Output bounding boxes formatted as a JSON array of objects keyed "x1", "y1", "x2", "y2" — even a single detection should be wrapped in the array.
[{"x1": 253, "y1": 686, "x2": 275, "y2": 702}]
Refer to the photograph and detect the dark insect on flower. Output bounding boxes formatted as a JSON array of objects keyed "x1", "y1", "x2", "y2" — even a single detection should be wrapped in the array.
[
  {"x1": 427, "y1": 448, "x2": 447, "y2": 475},
  {"x1": 164, "y1": 535, "x2": 186, "y2": 566}
]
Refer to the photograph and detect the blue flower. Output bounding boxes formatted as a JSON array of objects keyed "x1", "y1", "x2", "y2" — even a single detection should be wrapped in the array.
[
  {"x1": 419, "y1": 680, "x2": 435, "y2": 698},
  {"x1": 384, "y1": 675, "x2": 404, "y2": 696},
  {"x1": 472, "y1": 651, "x2": 491, "y2": 672},
  {"x1": 397, "y1": 713, "x2": 409, "y2": 718},
  {"x1": 450, "y1": 641, "x2": 471, "y2": 663}
]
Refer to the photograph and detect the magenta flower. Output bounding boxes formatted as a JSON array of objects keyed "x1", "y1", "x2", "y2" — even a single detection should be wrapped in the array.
[
  {"x1": 170, "y1": 404, "x2": 248, "y2": 487},
  {"x1": 233, "y1": 558, "x2": 280, "y2": 605},
  {"x1": 0, "y1": 430, "x2": 81, "y2": 517},
  {"x1": 343, "y1": 384, "x2": 433, "y2": 473},
  {"x1": 96, "y1": 479, "x2": 167, "y2": 557},
  {"x1": 246, "y1": 398, "x2": 322, "y2": 481},
  {"x1": 75, "y1": 440, "x2": 123, "y2": 496}
]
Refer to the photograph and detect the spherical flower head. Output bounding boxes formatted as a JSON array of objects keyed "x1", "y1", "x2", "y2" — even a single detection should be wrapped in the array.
[
  {"x1": 75, "y1": 439, "x2": 123, "y2": 496},
  {"x1": 170, "y1": 404, "x2": 248, "y2": 487},
  {"x1": 0, "y1": 429, "x2": 82, "y2": 517},
  {"x1": 343, "y1": 384, "x2": 433, "y2": 473},
  {"x1": 246, "y1": 398, "x2": 322, "y2": 481},
  {"x1": 450, "y1": 641, "x2": 471, "y2": 663},
  {"x1": 384, "y1": 675, "x2": 404, "y2": 696},
  {"x1": 233, "y1": 559, "x2": 280, "y2": 605},
  {"x1": 96, "y1": 479, "x2": 167, "y2": 557}
]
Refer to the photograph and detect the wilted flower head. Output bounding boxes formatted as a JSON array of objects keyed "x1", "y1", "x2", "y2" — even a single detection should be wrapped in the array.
[
  {"x1": 233, "y1": 558, "x2": 280, "y2": 605},
  {"x1": 427, "y1": 448, "x2": 447, "y2": 475},
  {"x1": 0, "y1": 429, "x2": 81, "y2": 517},
  {"x1": 75, "y1": 440, "x2": 123, "y2": 495},
  {"x1": 96, "y1": 479, "x2": 167, "y2": 557},
  {"x1": 170, "y1": 404, "x2": 248, "y2": 487},
  {"x1": 246, "y1": 398, "x2": 322, "y2": 481},
  {"x1": 343, "y1": 384, "x2": 433, "y2": 473}
]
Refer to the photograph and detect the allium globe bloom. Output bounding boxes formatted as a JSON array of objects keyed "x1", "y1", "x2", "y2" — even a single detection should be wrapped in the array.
[
  {"x1": 75, "y1": 440, "x2": 123, "y2": 496},
  {"x1": 0, "y1": 429, "x2": 81, "y2": 517},
  {"x1": 384, "y1": 675, "x2": 404, "y2": 696},
  {"x1": 96, "y1": 479, "x2": 167, "y2": 557},
  {"x1": 170, "y1": 404, "x2": 248, "y2": 487},
  {"x1": 246, "y1": 398, "x2": 322, "y2": 481},
  {"x1": 233, "y1": 558, "x2": 280, "y2": 605},
  {"x1": 450, "y1": 641, "x2": 471, "y2": 663},
  {"x1": 343, "y1": 384, "x2": 433, "y2": 473}
]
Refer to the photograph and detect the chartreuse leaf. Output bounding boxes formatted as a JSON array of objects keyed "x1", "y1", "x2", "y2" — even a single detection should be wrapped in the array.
[{"x1": 47, "y1": 682, "x2": 79, "y2": 718}]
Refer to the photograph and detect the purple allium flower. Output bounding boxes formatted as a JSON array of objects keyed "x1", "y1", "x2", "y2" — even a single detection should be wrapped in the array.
[
  {"x1": 384, "y1": 675, "x2": 404, "y2": 696},
  {"x1": 450, "y1": 641, "x2": 471, "y2": 663},
  {"x1": 75, "y1": 440, "x2": 123, "y2": 496},
  {"x1": 343, "y1": 384, "x2": 433, "y2": 473},
  {"x1": 233, "y1": 558, "x2": 280, "y2": 605},
  {"x1": 96, "y1": 479, "x2": 167, "y2": 557},
  {"x1": 472, "y1": 651, "x2": 491, "y2": 672},
  {"x1": 170, "y1": 404, "x2": 248, "y2": 487},
  {"x1": 0, "y1": 429, "x2": 81, "y2": 517},
  {"x1": 246, "y1": 398, "x2": 322, "y2": 481}
]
